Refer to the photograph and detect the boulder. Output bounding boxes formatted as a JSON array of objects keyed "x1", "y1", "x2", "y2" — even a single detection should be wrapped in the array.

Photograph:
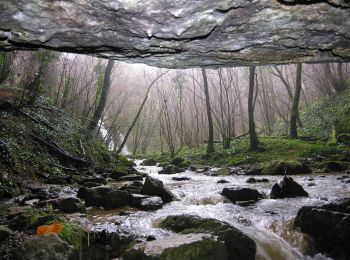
[
  {"x1": 0, "y1": 225, "x2": 13, "y2": 242},
  {"x1": 141, "y1": 177, "x2": 176, "y2": 203},
  {"x1": 170, "y1": 157, "x2": 191, "y2": 168},
  {"x1": 16, "y1": 234, "x2": 79, "y2": 260},
  {"x1": 159, "y1": 215, "x2": 256, "y2": 260},
  {"x1": 45, "y1": 175, "x2": 72, "y2": 185},
  {"x1": 52, "y1": 197, "x2": 86, "y2": 214},
  {"x1": 79, "y1": 176, "x2": 106, "y2": 185},
  {"x1": 130, "y1": 194, "x2": 150, "y2": 207},
  {"x1": 120, "y1": 181, "x2": 144, "y2": 193},
  {"x1": 83, "y1": 230, "x2": 137, "y2": 259},
  {"x1": 110, "y1": 170, "x2": 129, "y2": 180},
  {"x1": 80, "y1": 186, "x2": 112, "y2": 207},
  {"x1": 141, "y1": 159, "x2": 157, "y2": 166},
  {"x1": 294, "y1": 198, "x2": 350, "y2": 259},
  {"x1": 262, "y1": 160, "x2": 312, "y2": 175},
  {"x1": 158, "y1": 165, "x2": 177, "y2": 175},
  {"x1": 81, "y1": 182, "x2": 102, "y2": 188},
  {"x1": 103, "y1": 190, "x2": 130, "y2": 210},
  {"x1": 246, "y1": 177, "x2": 269, "y2": 183},
  {"x1": 118, "y1": 174, "x2": 144, "y2": 182},
  {"x1": 217, "y1": 179, "x2": 230, "y2": 184},
  {"x1": 270, "y1": 177, "x2": 308, "y2": 199},
  {"x1": 172, "y1": 176, "x2": 191, "y2": 181},
  {"x1": 317, "y1": 161, "x2": 349, "y2": 172},
  {"x1": 123, "y1": 233, "x2": 227, "y2": 260},
  {"x1": 139, "y1": 196, "x2": 163, "y2": 211},
  {"x1": 221, "y1": 187, "x2": 263, "y2": 202}
]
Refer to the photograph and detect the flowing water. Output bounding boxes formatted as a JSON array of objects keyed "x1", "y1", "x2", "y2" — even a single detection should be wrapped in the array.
[{"x1": 77, "y1": 161, "x2": 350, "y2": 260}]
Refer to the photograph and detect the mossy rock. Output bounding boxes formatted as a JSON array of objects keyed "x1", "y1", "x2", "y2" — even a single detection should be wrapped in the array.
[
  {"x1": 141, "y1": 158, "x2": 157, "y2": 166},
  {"x1": 158, "y1": 162, "x2": 170, "y2": 168},
  {"x1": 337, "y1": 133, "x2": 350, "y2": 145},
  {"x1": 262, "y1": 160, "x2": 312, "y2": 175},
  {"x1": 317, "y1": 161, "x2": 350, "y2": 172},
  {"x1": 0, "y1": 179, "x2": 22, "y2": 199},
  {"x1": 159, "y1": 215, "x2": 256, "y2": 260},
  {"x1": 171, "y1": 157, "x2": 191, "y2": 168}
]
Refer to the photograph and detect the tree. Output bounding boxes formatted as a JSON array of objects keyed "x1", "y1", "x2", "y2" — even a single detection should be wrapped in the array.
[
  {"x1": 248, "y1": 66, "x2": 259, "y2": 150},
  {"x1": 116, "y1": 71, "x2": 167, "y2": 154},
  {"x1": 290, "y1": 63, "x2": 302, "y2": 138},
  {"x1": 87, "y1": 59, "x2": 115, "y2": 133},
  {"x1": 201, "y1": 68, "x2": 215, "y2": 154}
]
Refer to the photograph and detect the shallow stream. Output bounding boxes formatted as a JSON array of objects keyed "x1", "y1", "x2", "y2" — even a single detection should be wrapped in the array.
[{"x1": 76, "y1": 161, "x2": 350, "y2": 260}]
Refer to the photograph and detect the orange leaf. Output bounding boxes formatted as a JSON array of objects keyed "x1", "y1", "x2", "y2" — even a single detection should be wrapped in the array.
[{"x1": 36, "y1": 225, "x2": 50, "y2": 235}]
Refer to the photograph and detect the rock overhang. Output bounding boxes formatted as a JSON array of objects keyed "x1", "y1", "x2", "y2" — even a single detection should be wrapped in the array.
[{"x1": 0, "y1": 0, "x2": 349, "y2": 68}]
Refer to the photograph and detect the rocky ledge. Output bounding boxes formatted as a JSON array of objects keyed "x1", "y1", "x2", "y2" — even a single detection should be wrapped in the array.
[{"x1": 0, "y1": 0, "x2": 350, "y2": 68}]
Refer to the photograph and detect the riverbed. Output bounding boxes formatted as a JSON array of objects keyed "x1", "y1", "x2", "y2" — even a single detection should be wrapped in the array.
[{"x1": 73, "y1": 161, "x2": 350, "y2": 260}]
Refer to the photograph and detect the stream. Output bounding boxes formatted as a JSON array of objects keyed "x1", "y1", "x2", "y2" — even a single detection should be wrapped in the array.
[{"x1": 73, "y1": 161, "x2": 350, "y2": 260}]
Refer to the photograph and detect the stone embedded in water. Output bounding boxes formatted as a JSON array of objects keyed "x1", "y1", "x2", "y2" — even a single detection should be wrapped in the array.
[
  {"x1": 123, "y1": 233, "x2": 228, "y2": 260},
  {"x1": 1, "y1": 1, "x2": 349, "y2": 68},
  {"x1": 246, "y1": 177, "x2": 269, "y2": 183},
  {"x1": 221, "y1": 187, "x2": 264, "y2": 202},
  {"x1": 141, "y1": 176, "x2": 176, "y2": 203},
  {"x1": 270, "y1": 177, "x2": 308, "y2": 199},
  {"x1": 80, "y1": 186, "x2": 112, "y2": 207},
  {"x1": 139, "y1": 196, "x2": 163, "y2": 211},
  {"x1": 217, "y1": 179, "x2": 230, "y2": 184},
  {"x1": 103, "y1": 190, "x2": 130, "y2": 210},
  {"x1": 16, "y1": 234, "x2": 79, "y2": 260},
  {"x1": 294, "y1": 198, "x2": 350, "y2": 259},
  {"x1": 172, "y1": 176, "x2": 191, "y2": 181},
  {"x1": 159, "y1": 214, "x2": 256, "y2": 260},
  {"x1": 141, "y1": 159, "x2": 157, "y2": 166},
  {"x1": 118, "y1": 174, "x2": 144, "y2": 182}
]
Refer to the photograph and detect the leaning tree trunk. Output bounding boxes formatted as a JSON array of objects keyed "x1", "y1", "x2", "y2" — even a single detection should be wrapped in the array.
[
  {"x1": 290, "y1": 63, "x2": 302, "y2": 139},
  {"x1": 116, "y1": 71, "x2": 167, "y2": 154},
  {"x1": 248, "y1": 66, "x2": 259, "y2": 151},
  {"x1": 87, "y1": 60, "x2": 115, "y2": 133},
  {"x1": 201, "y1": 68, "x2": 215, "y2": 154}
]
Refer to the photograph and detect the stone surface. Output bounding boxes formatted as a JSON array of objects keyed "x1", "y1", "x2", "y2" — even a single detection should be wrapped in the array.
[
  {"x1": 16, "y1": 234, "x2": 79, "y2": 260},
  {"x1": 139, "y1": 196, "x2": 163, "y2": 211},
  {"x1": 1, "y1": 1, "x2": 349, "y2": 68},
  {"x1": 270, "y1": 176, "x2": 308, "y2": 199},
  {"x1": 141, "y1": 159, "x2": 157, "y2": 166},
  {"x1": 79, "y1": 186, "x2": 112, "y2": 207},
  {"x1": 141, "y1": 176, "x2": 176, "y2": 203},
  {"x1": 159, "y1": 214, "x2": 256, "y2": 260},
  {"x1": 0, "y1": 225, "x2": 13, "y2": 243},
  {"x1": 103, "y1": 190, "x2": 130, "y2": 210},
  {"x1": 294, "y1": 198, "x2": 350, "y2": 259},
  {"x1": 123, "y1": 233, "x2": 228, "y2": 260},
  {"x1": 221, "y1": 187, "x2": 263, "y2": 202}
]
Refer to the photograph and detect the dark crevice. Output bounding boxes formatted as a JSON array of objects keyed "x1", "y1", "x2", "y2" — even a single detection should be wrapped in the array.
[{"x1": 277, "y1": 0, "x2": 350, "y2": 9}]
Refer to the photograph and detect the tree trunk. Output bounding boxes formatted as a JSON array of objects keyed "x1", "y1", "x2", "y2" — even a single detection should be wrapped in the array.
[
  {"x1": 87, "y1": 60, "x2": 114, "y2": 133},
  {"x1": 290, "y1": 63, "x2": 302, "y2": 138},
  {"x1": 248, "y1": 66, "x2": 259, "y2": 150},
  {"x1": 116, "y1": 71, "x2": 167, "y2": 154},
  {"x1": 201, "y1": 68, "x2": 215, "y2": 154}
]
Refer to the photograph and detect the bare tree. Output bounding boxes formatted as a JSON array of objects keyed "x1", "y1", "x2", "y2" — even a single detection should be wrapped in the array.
[
  {"x1": 248, "y1": 66, "x2": 259, "y2": 150},
  {"x1": 290, "y1": 63, "x2": 303, "y2": 138}
]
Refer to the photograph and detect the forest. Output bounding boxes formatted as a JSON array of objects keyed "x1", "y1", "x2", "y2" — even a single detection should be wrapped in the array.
[{"x1": 0, "y1": 50, "x2": 349, "y2": 260}]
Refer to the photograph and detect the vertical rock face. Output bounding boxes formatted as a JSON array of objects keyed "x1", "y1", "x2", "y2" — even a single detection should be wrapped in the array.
[{"x1": 0, "y1": 0, "x2": 350, "y2": 68}]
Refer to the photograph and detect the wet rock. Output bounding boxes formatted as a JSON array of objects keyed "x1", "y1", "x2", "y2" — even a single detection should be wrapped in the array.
[
  {"x1": 172, "y1": 176, "x2": 191, "y2": 181},
  {"x1": 246, "y1": 177, "x2": 269, "y2": 183},
  {"x1": 103, "y1": 190, "x2": 130, "y2": 210},
  {"x1": 141, "y1": 177, "x2": 176, "y2": 203},
  {"x1": 141, "y1": 159, "x2": 157, "y2": 166},
  {"x1": 317, "y1": 161, "x2": 349, "y2": 172},
  {"x1": 262, "y1": 160, "x2": 312, "y2": 175},
  {"x1": 45, "y1": 175, "x2": 72, "y2": 184},
  {"x1": 54, "y1": 197, "x2": 86, "y2": 214},
  {"x1": 80, "y1": 186, "x2": 112, "y2": 207},
  {"x1": 236, "y1": 200, "x2": 257, "y2": 207},
  {"x1": 196, "y1": 166, "x2": 211, "y2": 173},
  {"x1": 221, "y1": 187, "x2": 263, "y2": 202},
  {"x1": 159, "y1": 215, "x2": 256, "y2": 260},
  {"x1": 189, "y1": 166, "x2": 197, "y2": 171},
  {"x1": 307, "y1": 183, "x2": 316, "y2": 187},
  {"x1": 130, "y1": 194, "x2": 149, "y2": 207},
  {"x1": 170, "y1": 157, "x2": 191, "y2": 168},
  {"x1": 0, "y1": 225, "x2": 13, "y2": 242},
  {"x1": 81, "y1": 182, "x2": 102, "y2": 188},
  {"x1": 127, "y1": 167, "x2": 139, "y2": 175},
  {"x1": 16, "y1": 234, "x2": 78, "y2": 260},
  {"x1": 79, "y1": 176, "x2": 106, "y2": 185},
  {"x1": 158, "y1": 165, "x2": 180, "y2": 174},
  {"x1": 84, "y1": 230, "x2": 137, "y2": 259},
  {"x1": 294, "y1": 198, "x2": 350, "y2": 259},
  {"x1": 109, "y1": 170, "x2": 129, "y2": 180},
  {"x1": 270, "y1": 177, "x2": 308, "y2": 199},
  {"x1": 120, "y1": 181, "x2": 144, "y2": 193},
  {"x1": 123, "y1": 233, "x2": 228, "y2": 260},
  {"x1": 118, "y1": 174, "x2": 144, "y2": 182},
  {"x1": 217, "y1": 179, "x2": 230, "y2": 184},
  {"x1": 139, "y1": 196, "x2": 163, "y2": 211}
]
